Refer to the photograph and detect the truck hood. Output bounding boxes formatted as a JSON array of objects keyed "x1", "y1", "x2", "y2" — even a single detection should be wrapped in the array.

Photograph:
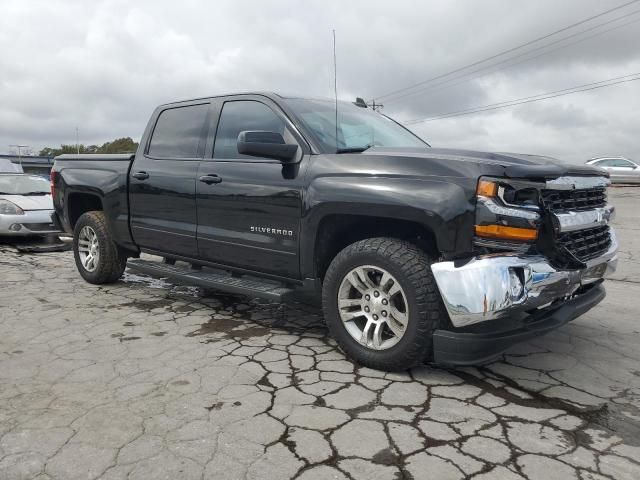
[
  {"x1": 365, "y1": 147, "x2": 607, "y2": 179},
  {"x1": 0, "y1": 194, "x2": 53, "y2": 211}
]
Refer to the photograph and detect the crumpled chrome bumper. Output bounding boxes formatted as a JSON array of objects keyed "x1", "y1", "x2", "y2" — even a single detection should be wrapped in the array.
[{"x1": 431, "y1": 229, "x2": 618, "y2": 328}]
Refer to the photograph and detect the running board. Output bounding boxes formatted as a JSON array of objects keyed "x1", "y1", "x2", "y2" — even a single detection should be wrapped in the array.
[{"x1": 127, "y1": 259, "x2": 295, "y2": 302}]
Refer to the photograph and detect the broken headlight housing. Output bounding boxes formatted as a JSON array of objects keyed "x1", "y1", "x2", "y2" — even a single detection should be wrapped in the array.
[{"x1": 474, "y1": 177, "x2": 543, "y2": 250}]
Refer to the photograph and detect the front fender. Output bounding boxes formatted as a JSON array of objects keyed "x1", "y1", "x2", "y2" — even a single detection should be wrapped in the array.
[{"x1": 300, "y1": 175, "x2": 476, "y2": 277}]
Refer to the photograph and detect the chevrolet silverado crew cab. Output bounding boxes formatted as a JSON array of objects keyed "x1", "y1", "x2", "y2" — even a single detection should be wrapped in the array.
[{"x1": 51, "y1": 93, "x2": 618, "y2": 371}]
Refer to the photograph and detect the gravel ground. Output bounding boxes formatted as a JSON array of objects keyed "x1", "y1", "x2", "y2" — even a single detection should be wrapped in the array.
[{"x1": 0, "y1": 187, "x2": 639, "y2": 480}]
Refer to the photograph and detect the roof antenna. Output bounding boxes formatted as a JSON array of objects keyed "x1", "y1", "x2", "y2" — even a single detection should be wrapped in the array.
[{"x1": 332, "y1": 29, "x2": 338, "y2": 152}]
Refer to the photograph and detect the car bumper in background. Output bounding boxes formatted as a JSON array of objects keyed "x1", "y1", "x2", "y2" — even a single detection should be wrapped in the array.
[
  {"x1": 0, "y1": 209, "x2": 60, "y2": 236},
  {"x1": 609, "y1": 175, "x2": 640, "y2": 184}
]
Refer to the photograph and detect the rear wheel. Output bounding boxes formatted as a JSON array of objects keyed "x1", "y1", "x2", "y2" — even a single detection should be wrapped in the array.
[
  {"x1": 73, "y1": 211, "x2": 127, "y2": 284},
  {"x1": 322, "y1": 237, "x2": 446, "y2": 371}
]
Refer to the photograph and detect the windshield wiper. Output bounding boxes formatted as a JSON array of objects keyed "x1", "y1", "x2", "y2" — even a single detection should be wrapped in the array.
[
  {"x1": 22, "y1": 191, "x2": 49, "y2": 196},
  {"x1": 336, "y1": 144, "x2": 374, "y2": 154}
]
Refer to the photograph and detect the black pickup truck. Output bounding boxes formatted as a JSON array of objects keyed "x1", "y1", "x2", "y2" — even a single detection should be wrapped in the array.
[{"x1": 51, "y1": 92, "x2": 618, "y2": 371}]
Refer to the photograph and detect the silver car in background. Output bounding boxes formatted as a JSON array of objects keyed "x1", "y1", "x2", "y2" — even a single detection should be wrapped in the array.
[
  {"x1": 0, "y1": 174, "x2": 59, "y2": 236},
  {"x1": 586, "y1": 157, "x2": 640, "y2": 184}
]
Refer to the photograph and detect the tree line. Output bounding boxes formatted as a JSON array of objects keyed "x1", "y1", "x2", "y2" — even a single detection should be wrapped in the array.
[{"x1": 39, "y1": 137, "x2": 139, "y2": 157}]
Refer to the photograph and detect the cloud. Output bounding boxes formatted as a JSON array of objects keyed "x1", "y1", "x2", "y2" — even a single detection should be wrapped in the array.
[{"x1": 0, "y1": 0, "x2": 638, "y2": 163}]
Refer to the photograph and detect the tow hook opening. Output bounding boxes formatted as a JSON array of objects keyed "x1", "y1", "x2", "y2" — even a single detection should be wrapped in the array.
[{"x1": 508, "y1": 267, "x2": 526, "y2": 302}]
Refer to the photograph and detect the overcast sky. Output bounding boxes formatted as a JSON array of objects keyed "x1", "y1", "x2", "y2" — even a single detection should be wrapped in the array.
[{"x1": 1, "y1": 0, "x2": 639, "y2": 163}]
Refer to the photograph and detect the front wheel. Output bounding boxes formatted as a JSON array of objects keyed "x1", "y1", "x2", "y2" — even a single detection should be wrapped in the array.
[
  {"x1": 73, "y1": 211, "x2": 127, "y2": 284},
  {"x1": 322, "y1": 237, "x2": 447, "y2": 371}
]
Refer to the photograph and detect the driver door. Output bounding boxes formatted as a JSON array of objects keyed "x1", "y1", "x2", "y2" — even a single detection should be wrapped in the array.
[{"x1": 195, "y1": 97, "x2": 307, "y2": 279}]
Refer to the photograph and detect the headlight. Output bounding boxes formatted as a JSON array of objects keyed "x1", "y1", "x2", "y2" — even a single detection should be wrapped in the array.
[
  {"x1": 0, "y1": 199, "x2": 25, "y2": 215},
  {"x1": 475, "y1": 178, "x2": 541, "y2": 242}
]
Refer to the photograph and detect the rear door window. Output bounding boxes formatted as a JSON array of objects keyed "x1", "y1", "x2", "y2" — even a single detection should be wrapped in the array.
[{"x1": 148, "y1": 104, "x2": 209, "y2": 158}]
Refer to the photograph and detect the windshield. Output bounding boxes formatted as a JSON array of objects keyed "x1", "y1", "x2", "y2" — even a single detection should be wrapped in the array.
[
  {"x1": 0, "y1": 175, "x2": 50, "y2": 195},
  {"x1": 285, "y1": 98, "x2": 429, "y2": 153}
]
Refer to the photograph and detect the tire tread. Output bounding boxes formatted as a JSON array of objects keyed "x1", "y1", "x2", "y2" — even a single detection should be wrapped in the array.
[
  {"x1": 322, "y1": 237, "x2": 447, "y2": 371},
  {"x1": 73, "y1": 211, "x2": 127, "y2": 284}
]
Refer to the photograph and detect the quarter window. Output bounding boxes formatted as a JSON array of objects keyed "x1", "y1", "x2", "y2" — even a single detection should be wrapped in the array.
[
  {"x1": 148, "y1": 104, "x2": 209, "y2": 158},
  {"x1": 214, "y1": 101, "x2": 288, "y2": 160}
]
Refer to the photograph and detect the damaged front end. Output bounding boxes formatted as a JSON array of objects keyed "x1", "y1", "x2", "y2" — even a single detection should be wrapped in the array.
[{"x1": 428, "y1": 175, "x2": 618, "y2": 365}]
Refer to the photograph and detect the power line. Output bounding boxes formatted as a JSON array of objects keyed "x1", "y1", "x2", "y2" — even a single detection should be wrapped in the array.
[
  {"x1": 401, "y1": 73, "x2": 640, "y2": 125},
  {"x1": 384, "y1": 9, "x2": 640, "y2": 104},
  {"x1": 404, "y1": 72, "x2": 639, "y2": 123},
  {"x1": 374, "y1": 0, "x2": 640, "y2": 101},
  {"x1": 377, "y1": 0, "x2": 640, "y2": 101}
]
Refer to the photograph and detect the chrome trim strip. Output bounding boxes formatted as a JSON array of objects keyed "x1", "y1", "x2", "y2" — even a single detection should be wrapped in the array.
[
  {"x1": 431, "y1": 228, "x2": 618, "y2": 327},
  {"x1": 478, "y1": 197, "x2": 540, "y2": 221},
  {"x1": 545, "y1": 176, "x2": 610, "y2": 190},
  {"x1": 554, "y1": 206, "x2": 615, "y2": 232},
  {"x1": 473, "y1": 237, "x2": 531, "y2": 253}
]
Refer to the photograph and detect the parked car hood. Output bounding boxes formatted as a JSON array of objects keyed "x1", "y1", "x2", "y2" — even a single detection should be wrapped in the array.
[
  {"x1": 0, "y1": 194, "x2": 53, "y2": 211},
  {"x1": 364, "y1": 147, "x2": 607, "y2": 179}
]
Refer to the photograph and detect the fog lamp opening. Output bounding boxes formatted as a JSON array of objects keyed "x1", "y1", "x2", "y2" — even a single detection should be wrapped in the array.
[{"x1": 9, "y1": 224, "x2": 22, "y2": 232}]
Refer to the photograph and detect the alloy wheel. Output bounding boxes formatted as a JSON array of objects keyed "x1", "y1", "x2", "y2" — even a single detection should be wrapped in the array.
[
  {"x1": 337, "y1": 265, "x2": 409, "y2": 350},
  {"x1": 77, "y1": 226, "x2": 100, "y2": 272}
]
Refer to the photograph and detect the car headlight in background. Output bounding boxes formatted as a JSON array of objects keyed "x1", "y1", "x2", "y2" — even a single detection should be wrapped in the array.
[{"x1": 0, "y1": 199, "x2": 25, "y2": 215}]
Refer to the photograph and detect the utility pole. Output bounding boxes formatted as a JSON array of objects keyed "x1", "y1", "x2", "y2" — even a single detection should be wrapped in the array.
[
  {"x1": 9, "y1": 144, "x2": 29, "y2": 165},
  {"x1": 76, "y1": 127, "x2": 80, "y2": 154},
  {"x1": 367, "y1": 99, "x2": 384, "y2": 112}
]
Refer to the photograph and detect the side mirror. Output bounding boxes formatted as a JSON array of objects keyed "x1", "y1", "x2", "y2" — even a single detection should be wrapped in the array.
[{"x1": 237, "y1": 131, "x2": 298, "y2": 163}]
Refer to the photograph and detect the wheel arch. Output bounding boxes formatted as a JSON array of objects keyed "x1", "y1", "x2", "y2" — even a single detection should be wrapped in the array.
[
  {"x1": 67, "y1": 192, "x2": 103, "y2": 229},
  {"x1": 300, "y1": 176, "x2": 475, "y2": 280},
  {"x1": 309, "y1": 212, "x2": 440, "y2": 281}
]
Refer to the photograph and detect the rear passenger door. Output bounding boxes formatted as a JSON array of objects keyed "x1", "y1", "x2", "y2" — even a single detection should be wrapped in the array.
[
  {"x1": 195, "y1": 97, "x2": 308, "y2": 279},
  {"x1": 129, "y1": 102, "x2": 210, "y2": 257}
]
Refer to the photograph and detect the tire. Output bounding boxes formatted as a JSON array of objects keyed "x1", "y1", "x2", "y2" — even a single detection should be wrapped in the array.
[
  {"x1": 322, "y1": 237, "x2": 447, "y2": 371},
  {"x1": 73, "y1": 211, "x2": 127, "y2": 284}
]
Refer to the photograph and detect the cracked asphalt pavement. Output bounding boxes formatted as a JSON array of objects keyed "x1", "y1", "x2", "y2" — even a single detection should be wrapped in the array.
[{"x1": 1, "y1": 187, "x2": 639, "y2": 480}]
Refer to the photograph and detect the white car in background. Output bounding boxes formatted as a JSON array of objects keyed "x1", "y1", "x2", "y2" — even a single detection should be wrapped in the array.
[
  {"x1": 0, "y1": 159, "x2": 23, "y2": 173},
  {"x1": 586, "y1": 157, "x2": 640, "y2": 184},
  {"x1": 0, "y1": 173, "x2": 59, "y2": 236}
]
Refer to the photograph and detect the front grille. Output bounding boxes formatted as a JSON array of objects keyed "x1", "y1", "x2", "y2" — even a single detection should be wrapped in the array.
[
  {"x1": 542, "y1": 187, "x2": 607, "y2": 212},
  {"x1": 556, "y1": 225, "x2": 611, "y2": 262}
]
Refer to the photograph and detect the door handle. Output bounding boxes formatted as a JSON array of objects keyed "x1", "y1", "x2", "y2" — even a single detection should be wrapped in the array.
[
  {"x1": 132, "y1": 171, "x2": 149, "y2": 180},
  {"x1": 199, "y1": 174, "x2": 222, "y2": 185}
]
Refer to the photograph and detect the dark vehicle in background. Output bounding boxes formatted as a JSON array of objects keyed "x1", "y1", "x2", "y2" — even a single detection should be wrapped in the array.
[
  {"x1": 0, "y1": 173, "x2": 59, "y2": 236},
  {"x1": 51, "y1": 93, "x2": 617, "y2": 371},
  {"x1": 586, "y1": 157, "x2": 640, "y2": 184}
]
